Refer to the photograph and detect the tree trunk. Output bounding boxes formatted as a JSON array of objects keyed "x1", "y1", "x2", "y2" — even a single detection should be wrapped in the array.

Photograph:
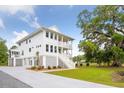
[
  {"x1": 111, "y1": 60, "x2": 121, "y2": 67},
  {"x1": 107, "y1": 62, "x2": 110, "y2": 67},
  {"x1": 98, "y1": 63, "x2": 101, "y2": 67},
  {"x1": 77, "y1": 61, "x2": 80, "y2": 67}
]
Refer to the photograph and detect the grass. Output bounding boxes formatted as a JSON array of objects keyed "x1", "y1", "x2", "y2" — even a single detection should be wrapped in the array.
[{"x1": 48, "y1": 66, "x2": 124, "y2": 87}]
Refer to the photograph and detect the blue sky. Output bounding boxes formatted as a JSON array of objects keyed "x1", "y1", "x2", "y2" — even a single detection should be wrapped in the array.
[{"x1": 0, "y1": 5, "x2": 96, "y2": 56}]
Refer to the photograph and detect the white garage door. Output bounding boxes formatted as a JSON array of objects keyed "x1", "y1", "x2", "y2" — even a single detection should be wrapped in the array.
[
  {"x1": 16, "y1": 59, "x2": 23, "y2": 66},
  {"x1": 46, "y1": 56, "x2": 57, "y2": 67}
]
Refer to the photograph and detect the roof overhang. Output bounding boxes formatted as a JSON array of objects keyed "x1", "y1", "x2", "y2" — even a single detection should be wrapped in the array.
[{"x1": 16, "y1": 27, "x2": 74, "y2": 44}]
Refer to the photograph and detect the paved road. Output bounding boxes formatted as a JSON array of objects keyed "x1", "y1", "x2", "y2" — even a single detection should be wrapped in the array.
[
  {"x1": 0, "y1": 67, "x2": 114, "y2": 88},
  {"x1": 0, "y1": 71, "x2": 31, "y2": 88}
]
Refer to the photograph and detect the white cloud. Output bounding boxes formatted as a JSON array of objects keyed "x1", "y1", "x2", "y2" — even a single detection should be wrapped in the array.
[
  {"x1": 68, "y1": 5, "x2": 74, "y2": 9},
  {"x1": 0, "y1": 18, "x2": 5, "y2": 30},
  {"x1": 20, "y1": 14, "x2": 41, "y2": 29},
  {"x1": 12, "y1": 30, "x2": 29, "y2": 43},
  {"x1": 7, "y1": 30, "x2": 29, "y2": 49},
  {"x1": 0, "y1": 6, "x2": 40, "y2": 29},
  {"x1": 0, "y1": 6, "x2": 35, "y2": 15}
]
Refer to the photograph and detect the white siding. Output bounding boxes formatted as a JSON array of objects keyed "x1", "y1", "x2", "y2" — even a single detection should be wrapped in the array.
[{"x1": 18, "y1": 31, "x2": 44, "y2": 58}]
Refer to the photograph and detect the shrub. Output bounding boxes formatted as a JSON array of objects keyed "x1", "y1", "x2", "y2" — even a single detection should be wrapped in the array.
[
  {"x1": 75, "y1": 63, "x2": 78, "y2": 67},
  {"x1": 37, "y1": 66, "x2": 42, "y2": 70},
  {"x1": 48, "y1": 66, "x2": 51, "y2": 69},
  {"x1": 41, "y1": 66, "x2": 44, "y2": 69},
  {"x1": 31, "y1": 66, "x2": 36, "y2": 70},
  {"x1": 80, "y1": 63, "x2": 83, "y2": 67},
  {"x1": 53, "y1": 66, "x2": 57, "y2": 69},
  {"x1": 58, "y1": 66, "x2": 62, "y2": 69},
  {"x1": 86, "y1": 63, "x2": 89, "y2": 66}
]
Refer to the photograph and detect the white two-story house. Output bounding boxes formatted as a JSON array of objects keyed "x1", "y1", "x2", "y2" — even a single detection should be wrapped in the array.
[{"x1": 8, "y1": 26, "x2": 75, "y2": 69}]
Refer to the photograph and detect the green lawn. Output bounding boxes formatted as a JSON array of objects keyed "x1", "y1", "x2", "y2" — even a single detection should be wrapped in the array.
[{"x1": 48, "y1": 66, "x2": 124, "y2": 87}]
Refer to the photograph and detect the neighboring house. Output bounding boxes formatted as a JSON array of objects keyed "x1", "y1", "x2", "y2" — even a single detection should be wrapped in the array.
[{"x1": 8, "y1": 26, "x2": 75, "y2": 69}]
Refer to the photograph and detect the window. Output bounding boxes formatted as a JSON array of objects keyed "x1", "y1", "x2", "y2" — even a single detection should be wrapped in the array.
[
  {"x1": 46, "y1": 32, "x2": 49, "y2": 38},
  {"x1": 58, "y1": 36, "x2": 61, "y2": 41},
  {"x1": 19, "y1": 43, "x2": 21, "y2": 46},
  {"x1": 26, "y1": 40, "x2": 28, "y2": 44},
  {"x1": 59, "y1": 48, "x2": 61, "y2": 53},
  {"x1": 46, "y1": 44, "x2": 49, "y2": 52},
  {"x1": 22, "y1": 51, "x2": 24, "y2": 55},
  {"x1": 50, "y1": 33, "x2": 53, "y2": 39},
  {"x1": 50, "y1": 45, "x2": 53, "y2": 52},
  {"x1": 55, "y1": 34, "x2": 57, "y2": 40},
  {"x1": 29, "y1": 48, "x2": 31, "y2": 52},
  {"x1": 29, "y1": 60, "x2": 32, "y2": 65},
  {"x1": 29, "y1": 40, "x2": 31, "y2": 43},
  {"x1": 54, "y1": 46, "x2": 57, "y2": 53}
]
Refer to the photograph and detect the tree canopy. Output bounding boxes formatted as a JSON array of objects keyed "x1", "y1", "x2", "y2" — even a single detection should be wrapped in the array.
[
  {"x1": 0, "y1": 37, "x2": 8, "y2": 66},
  {"x1": 77, "y1": 5, "x2": 124, "y2": 67}
]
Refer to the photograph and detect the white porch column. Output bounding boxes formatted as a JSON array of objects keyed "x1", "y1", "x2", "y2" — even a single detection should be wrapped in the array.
[
  {"x1": 71, "y1": 40, "x2": 73, "y2": 57},
  {"x1": 56, "y1": 34, "x2": 59, "y2": 66},
  {"x1": 61, "y1": 36, "x2": 64, "y2": 54},
  {"x1": 13, "y1": 58, "x2": 16, "y2": 67},
  {"x1": 43, "y1": 56, "x2": 46, "y2": 68},
  {"x1": 22, "y1": 58, "x2": 24, "y2": 66},
  {"x1": 32, "y1": 57, "x2": 35, "y2": 66}
]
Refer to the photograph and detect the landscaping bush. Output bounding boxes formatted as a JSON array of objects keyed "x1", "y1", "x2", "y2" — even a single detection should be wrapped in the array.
[
  {"x1": 58, "y1": 66, "x2": 62, "y2": 69},
  {"x1": 80, "y1": 63, "x2": 83, "y2": 67},
  {"x1": 31, "y1": 66, "x2": 36, "y2": 70},
  {"x1": 48, "y1": 66, "x2": 51, "y2": 69},
  {"x1": 53, "y1": 66, "x2": 57, "y2": 69},
  {"x1": 37, "y1": 66, "x2": 42, "y2": 70},
  {"x1": 41, "y1": 66, "x2": 44, "y2": 69},
  {"x1": 75, "y1": 63, "x2": 78, "y2": 67},
  {"x1": 86, "y1": 63, "x2": 89, "y2": 66}
]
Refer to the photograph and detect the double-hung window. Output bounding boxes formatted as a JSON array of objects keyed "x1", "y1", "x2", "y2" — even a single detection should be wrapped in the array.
[
  {"x1": 50, "y1": 45, "x2": 53, "y2": 52},
  {"x1": 54, "y1": 46, "x2": 57, "y2": 53},
  {"x1": 46, "y1": 32, "x2": 49, "y2": 38},
  {"x1": 46, "y1": 44, "x2": 49, "y2": 52}
]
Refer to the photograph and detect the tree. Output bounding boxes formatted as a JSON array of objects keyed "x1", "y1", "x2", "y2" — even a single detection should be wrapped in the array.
[
  {"x1": 77, "y1": 5, "x2": 124, "y2": 67},
  {"x1": 110, "y1": 46, "x2": 124, "y2": 67},
  {"x1": 78, "y1": 40, "x2": 98, "y2": 64},
  {"x1": 95, "y1": 49, "x2": 104, "y2": 66},
  {"x1": 102, "y1": 49, "x2": 112, "y2": 66},
  {"x1": 72, "y1": 55, "x2": 85, "y2": 67},
  {"x1": 0, "y1": 38, "x2": 8, "y2": 66}
]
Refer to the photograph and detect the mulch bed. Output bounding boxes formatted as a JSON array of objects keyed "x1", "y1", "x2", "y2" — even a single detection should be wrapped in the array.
[{"x1": 112, "y1": 71, "x2": 124, "y2": 82}]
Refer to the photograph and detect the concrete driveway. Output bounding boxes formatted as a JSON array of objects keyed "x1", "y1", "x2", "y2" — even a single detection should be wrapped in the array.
[
  {"x1": 0, "y1": 70, "x2": 31, "y2": 88},
  {"x1": 0, "y1": 67, "x2": 114, "y2": 88}
]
